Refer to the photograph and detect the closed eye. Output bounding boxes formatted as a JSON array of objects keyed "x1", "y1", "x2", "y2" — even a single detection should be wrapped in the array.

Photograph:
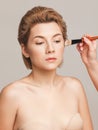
[
  {"x1": 54, "y1": 40, "x2": 61, "y2": 43},
  {"x1": 35, "y1": 42, "x2": 44, "y2": 45}
]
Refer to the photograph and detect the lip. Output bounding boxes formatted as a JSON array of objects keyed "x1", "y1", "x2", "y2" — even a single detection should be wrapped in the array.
[{"x1": 45, "y1": 57, "x2": 57, "y2": 62}]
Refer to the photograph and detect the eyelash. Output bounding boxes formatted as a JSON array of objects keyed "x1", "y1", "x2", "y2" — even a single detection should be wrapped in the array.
[
  {"x1": 35, "y1": 40, "x2": 61, "y2": 45},
  {"x1": 54, "y1": 40, "x2": 61, "y2": 43},
  {"x1": 35, "y1": 42, "x2": 44, "y2": 45}
]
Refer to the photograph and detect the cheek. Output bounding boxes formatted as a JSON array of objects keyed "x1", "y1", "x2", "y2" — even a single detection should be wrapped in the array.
[
  {"x1": 28, "y1": 48, "x2": 44, "y2": 63},
  {"x1": 30, "y1": 51, "x2": 41, "y2": 59},
  {"x1": 57, "y1": 47, "x2": 64, "y2": 56}
]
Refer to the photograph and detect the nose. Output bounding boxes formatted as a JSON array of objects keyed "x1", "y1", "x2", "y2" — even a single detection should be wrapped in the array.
[{"x1": 46, "y1": 43, "x2": 55, "y2": 54}]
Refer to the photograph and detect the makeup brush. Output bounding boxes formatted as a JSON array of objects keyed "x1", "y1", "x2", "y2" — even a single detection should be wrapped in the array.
[{"x1": 65, "y1": 36, "x2": 98, "y2": 46}]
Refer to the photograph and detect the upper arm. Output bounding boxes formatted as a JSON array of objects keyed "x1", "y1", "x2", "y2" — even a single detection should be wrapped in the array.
[
  {"x1": 76, "y1": 80, "x2": 93, "y2": 130},
  {"x1": 0, "y1": 85, "x2": 18, "y2": 130}
]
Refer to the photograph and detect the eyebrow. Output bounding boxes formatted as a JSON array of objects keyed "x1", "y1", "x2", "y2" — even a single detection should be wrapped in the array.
[{"x1": 32, "y1": 33, "x2": 62, "y2": 40}]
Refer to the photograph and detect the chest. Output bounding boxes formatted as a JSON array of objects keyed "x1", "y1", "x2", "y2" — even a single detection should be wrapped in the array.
[
  {"x1": 19, "y1": 89, "x2": 77, "y2": 117},
  {"x1": 15, "y1": 90, "x2": 80, "y2": 130}
]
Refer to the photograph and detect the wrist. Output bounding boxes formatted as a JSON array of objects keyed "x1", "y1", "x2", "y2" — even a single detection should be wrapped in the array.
[{"x1": 85, "y1": 60, "x2": 98, "y2": 70}]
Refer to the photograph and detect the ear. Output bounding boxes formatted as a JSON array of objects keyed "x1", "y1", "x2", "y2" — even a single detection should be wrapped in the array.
[{"x1": 20, "y1": 43, "x2": 30, "y2": 58}]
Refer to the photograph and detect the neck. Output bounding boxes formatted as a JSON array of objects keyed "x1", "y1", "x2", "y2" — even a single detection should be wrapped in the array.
[{"x1": 29, "y1": 67, "x2": 58, "y2": 88}]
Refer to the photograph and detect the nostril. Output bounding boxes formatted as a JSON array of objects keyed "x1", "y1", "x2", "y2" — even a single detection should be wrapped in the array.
[{"x1": 46, "y1": 49, "x2": 55, "y2": 54}]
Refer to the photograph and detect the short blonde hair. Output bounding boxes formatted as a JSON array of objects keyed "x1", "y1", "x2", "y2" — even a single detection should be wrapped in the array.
[{"x1": 18, "y1": 6, "x2": 67, "y2": 69}]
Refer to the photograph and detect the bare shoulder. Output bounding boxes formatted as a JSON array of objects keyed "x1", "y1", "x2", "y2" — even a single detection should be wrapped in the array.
[
  {"x1": 62, "y1": 76, "x2": 86, "y2": 97},
  {"x1": 0, "y1": 82, "x2": 20, "y2": 116},
  {"x1": 0, "y1": 83, "x2": 16, "y2": 99},
  {"x1": 0, "y1": 80, "x2": 24, "y2": 104}
]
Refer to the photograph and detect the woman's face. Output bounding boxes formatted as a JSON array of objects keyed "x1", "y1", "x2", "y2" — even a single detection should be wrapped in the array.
[{"x1": 22, "y1": 22, "x2": 65, "y2": 70}]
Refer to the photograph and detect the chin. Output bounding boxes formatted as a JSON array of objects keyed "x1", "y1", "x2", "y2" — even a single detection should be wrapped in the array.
[
  {"x1": 45, "y1": 66, "x2": 57, "y2": 71},
  {"x1": 43, "y1": 63, "x2": 60, "y2": 71}
]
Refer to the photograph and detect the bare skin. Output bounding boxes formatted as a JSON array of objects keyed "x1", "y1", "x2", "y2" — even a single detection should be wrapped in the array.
[
  {"x1": 0, "y1": 23, "x2": 93, "y2": 130},
  {"x1": 0, "y1": 74, "x2": 93, "y2": 130},
  {"x1": 77, "y1": 35, "x2": 98, "y2": 91}
]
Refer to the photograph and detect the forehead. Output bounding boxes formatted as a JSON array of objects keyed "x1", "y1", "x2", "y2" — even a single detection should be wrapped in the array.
[{"x1": 30, "y1": 22, "x2": 62, "y2": 37}]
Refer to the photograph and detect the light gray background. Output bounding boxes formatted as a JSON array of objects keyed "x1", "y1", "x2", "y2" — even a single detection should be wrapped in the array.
[{"x1": 0, "y1": 0, "x2": 98, "y2": 129}]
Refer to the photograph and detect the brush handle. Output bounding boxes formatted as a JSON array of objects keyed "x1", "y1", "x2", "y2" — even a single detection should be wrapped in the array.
[
  {"x1": 87, "y1": 36, "x2": 98, "y2": 40},
  {"x1": 72, "y1": 36, "x2": 98, "y2": 45},
  {"x1": 72, "y1": 39, "x2": 82, "y2": 45}
]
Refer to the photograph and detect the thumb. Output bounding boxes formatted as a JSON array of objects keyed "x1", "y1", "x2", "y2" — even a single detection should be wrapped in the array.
[{"x1": 82, "y1": 37, "x2": 94, "y2": 51}]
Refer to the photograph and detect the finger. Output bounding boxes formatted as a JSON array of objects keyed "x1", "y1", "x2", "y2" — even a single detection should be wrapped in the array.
[
  {"x1": 76, "y1": 44, "x2": 83, "y2": 53},
  {"x1": 79, "y1": 42, "x2": 84, "y2": 47},
  {"x1": 82, "y1": 37, "x2": 92, "y2": 49}
]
